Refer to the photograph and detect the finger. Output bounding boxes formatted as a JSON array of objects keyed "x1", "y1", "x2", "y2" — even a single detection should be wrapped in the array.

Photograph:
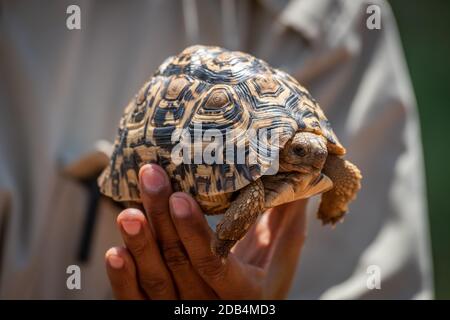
[
  {"x1": 117, "y1": 208, "x2": 177, "y2": 299},
  {"x1": 139, "y1": 164, "x2": 187, "y2": 273},
  {"x1": 105, "y1": 247, "x2": 146, "y2": 300},
  {"x1": 169, "y1": 192, "x2": 262, "y2": 299},
  {"x1": 264, "y1": 199, "x2": 308, "y2": 298},
  {"x1": 139, "y1": 164, "x2": 173, "y2": 232},
  {"x1": 139, "y1": 164, "x2": 215, "y2": 299}
]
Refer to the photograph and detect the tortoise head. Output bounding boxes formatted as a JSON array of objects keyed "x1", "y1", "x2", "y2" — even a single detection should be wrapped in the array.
[
  {"x1": 279, "y1": 131, "x2": 328, "y2": 174},
  {"x1": 262, "y1": 131, "x2": 334, "y2": 208}
]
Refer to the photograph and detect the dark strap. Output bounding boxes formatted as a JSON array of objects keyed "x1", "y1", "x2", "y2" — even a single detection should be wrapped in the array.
[{"x1": 77, "y1": 178, "x2": 101, "y2": 262}]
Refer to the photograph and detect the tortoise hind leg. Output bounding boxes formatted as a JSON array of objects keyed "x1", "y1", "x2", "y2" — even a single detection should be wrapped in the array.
[
  {"x1": 318, "y1": 154, "x2": 362, "y2": 224},
  {"x1": 212, "y1": 179, "x2": 265, "y2": 258}
]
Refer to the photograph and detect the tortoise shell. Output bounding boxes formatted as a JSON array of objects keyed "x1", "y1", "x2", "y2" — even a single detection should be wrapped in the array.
[{"x1": 98, "y1": 45, "x2": 345, "y2": 209}]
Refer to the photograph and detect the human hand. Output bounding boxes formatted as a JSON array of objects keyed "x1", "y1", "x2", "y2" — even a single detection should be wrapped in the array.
[{"x1": 105, "y1": 164, "x2": 307, "y2": 299}]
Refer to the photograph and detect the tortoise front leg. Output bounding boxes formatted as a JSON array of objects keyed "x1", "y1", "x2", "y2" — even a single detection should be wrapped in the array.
[
  {"x1": 318, "y1": 154, "x2": 362, "y2": 224},
  {"x1": 212, "y1": 179, "x2": 265, "y2": 258}
]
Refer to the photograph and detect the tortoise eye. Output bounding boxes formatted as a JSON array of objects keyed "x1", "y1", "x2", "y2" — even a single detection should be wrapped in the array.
[{"x1": 293, "y1": 145, "x2": 307, "y2": 157}]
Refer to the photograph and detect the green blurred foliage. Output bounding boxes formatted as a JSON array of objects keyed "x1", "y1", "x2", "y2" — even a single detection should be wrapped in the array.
[{"x1": 390, "y1": 0, "x2": 450, "y2": 299}]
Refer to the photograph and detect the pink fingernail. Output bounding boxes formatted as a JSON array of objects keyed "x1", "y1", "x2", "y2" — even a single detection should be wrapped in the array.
[
  {"x1": 108, "y1": 255, "x2": 124, "y2": 269},
  {"x1": 122, "y1": 220, "x2": 141, "y2": 236},
  {"x1": 140, "y1": 164, "x2": 167, "y2": 193},
  {"x1": 171, "y1": 195, "x2": 191, "y2": 219}
]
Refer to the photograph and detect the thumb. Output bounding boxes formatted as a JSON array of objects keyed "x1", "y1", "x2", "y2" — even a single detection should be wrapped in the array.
[{"x1": 264, "y1": 199, "x2": 308, "y2": 298}]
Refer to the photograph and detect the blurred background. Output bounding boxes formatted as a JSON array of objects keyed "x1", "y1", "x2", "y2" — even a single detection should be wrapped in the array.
[
  {"x1": 390, "y1": 0, "x2": 450, "y2": 299},
  {"x1": 0, "y1": 0, "x2": 449, "y2": 299}
]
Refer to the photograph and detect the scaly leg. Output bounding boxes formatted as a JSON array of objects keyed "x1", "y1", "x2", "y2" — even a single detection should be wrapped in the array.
[
  {"x1": 212, "y1": 179, "x2": 265, "y2": 258},
  {"x1": 318, "y1": 154, "x2": 362, "y2": 225}
]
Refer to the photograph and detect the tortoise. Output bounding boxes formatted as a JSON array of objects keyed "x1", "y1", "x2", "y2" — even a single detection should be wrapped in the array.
[{"x1": 98, "y1": 45, "x2": 362, "y2": 258}]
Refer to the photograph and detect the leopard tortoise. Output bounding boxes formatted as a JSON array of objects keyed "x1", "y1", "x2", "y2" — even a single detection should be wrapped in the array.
[{"x1": 98, "y1": 45, "x2": 362, "y2": 257}]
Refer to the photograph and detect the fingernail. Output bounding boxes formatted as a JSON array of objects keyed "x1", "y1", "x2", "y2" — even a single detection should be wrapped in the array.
[
  {"x1": 108, "y1": 254, "x2": 124, "y2": 269},
  {"x1": 121, "y1": 220, "x2": 141, "y2": 236},
  {"x1": 140, "y1": 164, "x2": 166, "y2": 193},
  {"x1": 171, "y1": 195, "x2": 191, "y2": 219}
]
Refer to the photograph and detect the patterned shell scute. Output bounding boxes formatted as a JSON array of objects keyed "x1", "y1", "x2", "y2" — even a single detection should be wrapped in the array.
[{"x1": 99, "y1": 45, "x2": 344, "y2": 202}]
